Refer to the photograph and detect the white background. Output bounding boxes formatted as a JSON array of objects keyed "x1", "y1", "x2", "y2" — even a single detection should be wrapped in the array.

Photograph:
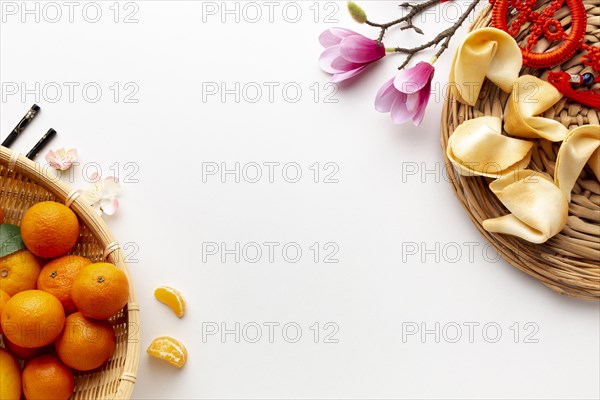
[{"x1": 1, "y1": 1, "x2": 599, "y2": 399}]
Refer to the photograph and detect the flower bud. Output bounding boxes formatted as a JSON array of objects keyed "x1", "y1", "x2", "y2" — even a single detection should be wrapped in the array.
[{"x1": 347, "y1": 1, "x2": 367, "y2": 24}]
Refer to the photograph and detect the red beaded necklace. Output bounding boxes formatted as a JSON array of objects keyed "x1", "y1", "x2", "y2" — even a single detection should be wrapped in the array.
[{"x1": 490, "y1": 0, "x2": 600, "y2": 109}]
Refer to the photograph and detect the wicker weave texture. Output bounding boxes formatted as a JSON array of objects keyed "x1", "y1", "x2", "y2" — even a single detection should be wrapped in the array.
[
  {"x1": 0, "y1": 147, "x2": 140, "y2": 399},
  {"x1": 441, "y1": 0, "x2": 600, "y2": 299}
]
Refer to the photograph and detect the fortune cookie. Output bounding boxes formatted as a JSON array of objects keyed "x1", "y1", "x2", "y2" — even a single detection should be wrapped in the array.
[
  {"x1": 447, "y1": 116, "x2": 533, "y2": 178},
  {"x1": 555, "y1": 125, "x2": 600, "y2": 201},
  {"x1": 483, "y1": 170, "x2": 569, "y2": 244},
  {"x1": 449, "y1": 27, "x2": 522, "y2": 106},
  {"x1": 504, "y1": 75, "x2": 569, "y2": 142}
]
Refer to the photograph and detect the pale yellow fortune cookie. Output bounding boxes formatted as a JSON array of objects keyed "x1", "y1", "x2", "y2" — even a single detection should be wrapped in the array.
[
  {"x1": 555, "y1": 125, "x2": 600, "y2": 202},
  {"x1": 447, "y1": 116, "x2": 533, "y2": 178},
  {"x1": 482, "y1": 170, "x2": 569, "y2": 244},
  {"x1": 504, "y1": 75, "x2": 569, "y2": 142},
  {"x1": 449, "y1": 27, "x2": 522, "y2": 106}
]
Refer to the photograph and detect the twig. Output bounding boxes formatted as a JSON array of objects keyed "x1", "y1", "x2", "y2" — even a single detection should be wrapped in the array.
[
  {"x1": 392, "y1": 0, "x2": 482, "y2": 68},
  {"x1": 365, "y1": 0, "x2": 440, "y2": 44}
]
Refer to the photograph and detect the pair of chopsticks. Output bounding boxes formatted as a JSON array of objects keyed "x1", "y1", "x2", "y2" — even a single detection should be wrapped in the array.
[{"x1": 1, "y1": 104, "x2": 57, "y2": 160}]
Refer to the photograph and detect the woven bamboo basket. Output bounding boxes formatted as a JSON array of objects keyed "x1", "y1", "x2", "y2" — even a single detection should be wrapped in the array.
[
  {"x1": 0, "y1": 146, "x2": 140, "y2": 399},
  {"x1": 441, "y1": 0, "x2": 600, "y2": 299}
]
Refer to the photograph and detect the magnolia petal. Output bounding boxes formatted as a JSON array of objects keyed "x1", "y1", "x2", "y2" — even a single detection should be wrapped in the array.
[
  {"x1": 393, "y1": 62, "x2": 434, "y2": 94},
  {"x1": 374, "y1": 78, "x2": 399, "y2": 113},
  {"x1": 339, "y1": 35, "x2": 385, "y2": 63},
  {"x1": 483, "y1": 170, "x2": 568, "y2": 244},
  {"x1": 331, "y1": 56, "x2": 364, "y2": 73},
  {"x1": 319, "y1": 46, "x2": 343, "y2": 74},
  {"x1": 319, "y1": 28, "x2": 356, "y2": 48},
  {"x1": 504, "y1": 75, "x2": 568, "y2": 142},
  {"x1": 447, "y1": 116, "x2": 533, "y2": 178},
  {"x1": 405, "y1": 91, "x2": 420, "y2": 115},
  {"x1": 555, "y1": 125, "x2": 600, "y2": 202},
  {"x1": 331, "y1": 65, "x2": 369, "y2": 83},
  {"x1": 449, "y1": 27, "x2": 522, "y2": 106},
  {"x1": 389, "y1": 92, "x2": 412, "y2": 125},
  {"x1": 411, "y1": 84, "x2": 431, "y2": 126}
]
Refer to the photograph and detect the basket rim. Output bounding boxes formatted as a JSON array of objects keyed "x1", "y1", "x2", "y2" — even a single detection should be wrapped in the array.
[
  {"x1": 0, "y1": 146, "x2": 140, "y2": 399},
  {"x1": 439, "y1": 4, "x2": 600, "y2": 300}
]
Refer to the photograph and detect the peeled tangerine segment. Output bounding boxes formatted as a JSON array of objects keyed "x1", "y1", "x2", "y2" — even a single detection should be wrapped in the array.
[
  {"x1": 147, "y1": 336, "x2": 187, "y2": 368},
  {"x1": 154, "y1": 286, "x2": 185, "y2": 318}
]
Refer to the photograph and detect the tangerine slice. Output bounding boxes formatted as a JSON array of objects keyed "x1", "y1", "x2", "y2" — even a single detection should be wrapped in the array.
[
  {"x1": 154, "y1": 286, "x2": 185, "y2": 318},
  {"x1": 147, "y1": 336, "x2": 187, "y2": 368}
]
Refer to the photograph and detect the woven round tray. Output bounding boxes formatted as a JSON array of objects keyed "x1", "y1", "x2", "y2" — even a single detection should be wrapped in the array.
[
  {"x1": 441, "y1": 1, "x2": 600, "y2": 300},
  {"x1": 0, "y1": 147, "x2": 139, "y2": 399}
]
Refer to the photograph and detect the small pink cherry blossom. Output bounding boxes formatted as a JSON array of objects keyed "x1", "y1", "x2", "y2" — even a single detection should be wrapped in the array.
[
  {"x1": 45, "y1": 148, "x2": 78, "y2": 171},
  {"x1": 81, "y1": 173, "x2": 121, "y2": 216}
]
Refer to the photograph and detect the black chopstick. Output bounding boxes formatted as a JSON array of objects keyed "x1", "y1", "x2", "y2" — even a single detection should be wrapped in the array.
[
  {"x1": 26, "y1": 129, "x2": 57, "y2": 160},
  {"x1": 1, "y1": 104, "x2": 40, "y2": 148}
]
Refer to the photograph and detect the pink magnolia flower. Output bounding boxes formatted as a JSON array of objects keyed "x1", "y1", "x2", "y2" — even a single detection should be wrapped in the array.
[
  {"x1": 45, "y1": 148, "x2": 78, "y2": 171},
  {"x1": 319, "y1": 28, "x2": 386, "y2": 83},
  {"x1": 374, "y1": 61, "x2": 435, "y2": 126}
]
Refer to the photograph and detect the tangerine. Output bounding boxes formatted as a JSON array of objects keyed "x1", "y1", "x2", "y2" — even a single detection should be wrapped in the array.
[
  {"x1": 54, "y1": 312, "x2": 116, "y2": 371},
  {"x1": 0, "y1": 250, "x2": 42, "y2": 296},
  {"x1": 3, "y1": 337, "x2": 50, "y2": 361},
  {"x1": 72, "y1": 262, "x2": 129, "y2": 320},
  {"x1": 1, "y1": 290, "x2": 66, "y2": 348},
  {"x1": 0, "y1": 348, "x2": 21, "y2": 400},
  {"x1": 0, "y1": 289, "x2": 10, "y2": 333},
  {"x1": 37, "y1": 255, "x2": 92, "y2": 314},
  {"x1": 22, "y1": 354, "x2": 75, "y2": 400},
  {"x1": 21, "y1": 201, "x2": 80, "y2": 258}
]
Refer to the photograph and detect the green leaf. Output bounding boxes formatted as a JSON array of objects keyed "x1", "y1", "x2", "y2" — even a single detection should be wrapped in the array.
[{"x1": 0, "y1": 224, "x2": 26, "y2": 258}]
